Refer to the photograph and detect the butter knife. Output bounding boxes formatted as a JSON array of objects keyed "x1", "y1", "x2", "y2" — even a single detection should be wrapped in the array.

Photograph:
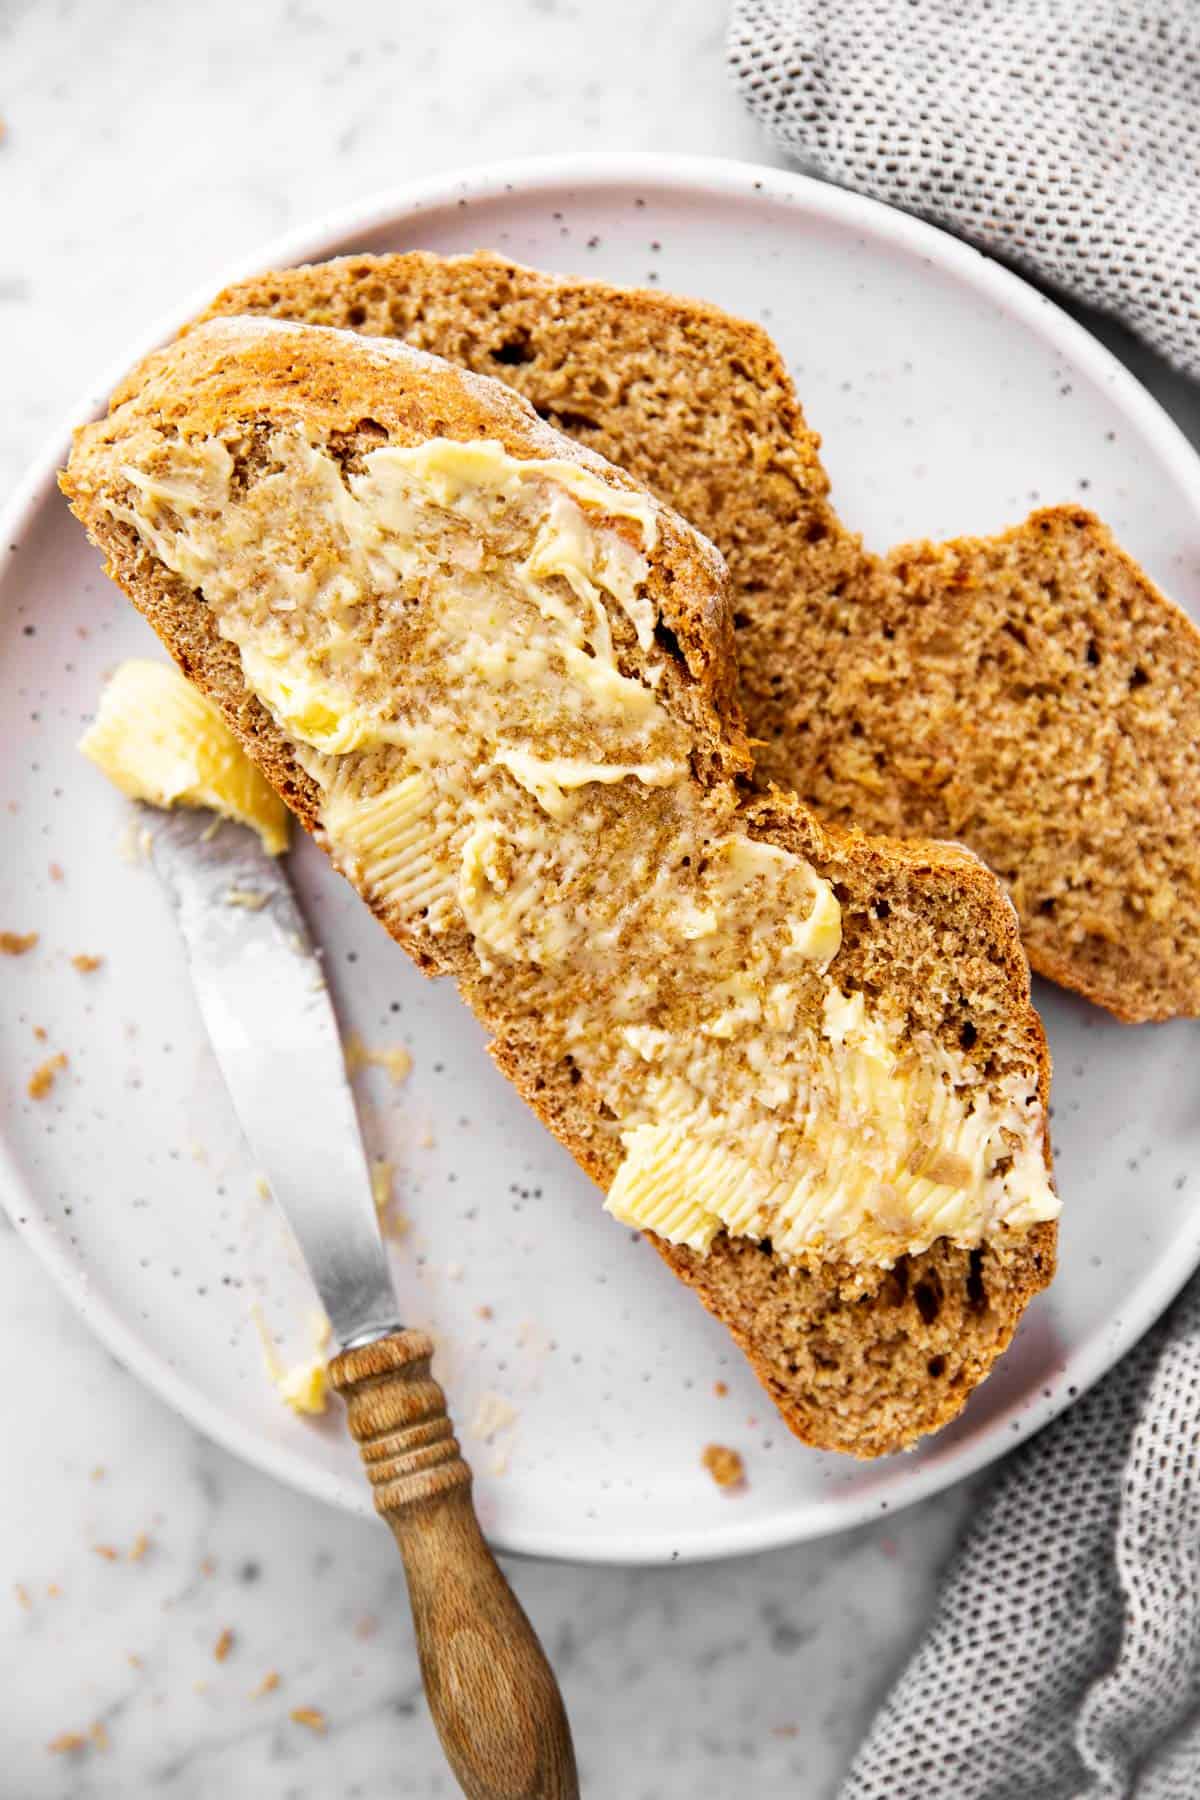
[{"x1": 147, "y1": 805, "x2": 578, "y2": 1800}]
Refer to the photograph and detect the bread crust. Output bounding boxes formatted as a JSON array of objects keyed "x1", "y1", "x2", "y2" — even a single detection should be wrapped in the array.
[{"x1": 63, "y1": 317, "x2": 1056, "y2": 1457}]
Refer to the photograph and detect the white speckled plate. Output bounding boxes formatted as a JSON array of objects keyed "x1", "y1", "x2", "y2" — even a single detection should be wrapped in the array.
[{"x1": 4, "y1": 154, "x2": 1200, "y2": 1565}]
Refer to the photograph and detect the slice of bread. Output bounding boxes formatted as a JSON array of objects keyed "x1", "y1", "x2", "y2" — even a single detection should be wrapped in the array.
[
  {"x1": 195, "y1": 254, "x2": 1200, "y2": 1021},
  {"x1": 63, "y1": 317, "x2": 1057, "y2": 1457},
  {"x1": 784, "y1": 508, "x2": 1200, "y2": 1023}
]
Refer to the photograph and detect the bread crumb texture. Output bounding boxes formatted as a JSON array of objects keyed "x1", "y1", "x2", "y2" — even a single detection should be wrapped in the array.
[
  {"x1": 702, "y1": 1443, "x2": 747, "y2": 1490},
  {"x1": 198, "y1": 254, "x2": 1200, "y2": 1021},
  {"x1": 63, "y1": 315, "x2": 1058, "y2": 1456},
  {"x1": 28, "y1": 1052, "x2": 67, "y2": 1100},
  {"x1": 290, "y1": 1706, "x2": 327, "y2": 1733}
]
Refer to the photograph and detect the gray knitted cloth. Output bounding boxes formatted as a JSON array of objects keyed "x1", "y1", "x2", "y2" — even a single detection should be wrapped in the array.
[
  {"x1": 728, "y1": 6, "x2": 1200, "y2": 1792},
  {"x1": 728, "y1": 0, "x2": 1200, "y2": 379},
  {"x1": 838, "y1": 1276, "x2": 1200, "y2": 1798}
]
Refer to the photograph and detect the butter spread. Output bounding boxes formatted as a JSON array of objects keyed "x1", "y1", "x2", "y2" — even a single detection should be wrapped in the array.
[
  {"x1": 104, "y1": 423, "x2": 1058, "y2": 1266},
  {"x1": 80, "y1": 659, "x2": 290, "y2": 854}
]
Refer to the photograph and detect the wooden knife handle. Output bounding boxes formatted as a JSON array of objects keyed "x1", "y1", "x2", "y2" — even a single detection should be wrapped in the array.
[{"x1": 329, "y1": 1330, "x2": 578, "y2": 1800}]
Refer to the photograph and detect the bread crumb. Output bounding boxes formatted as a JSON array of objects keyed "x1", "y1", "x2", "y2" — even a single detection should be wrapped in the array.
[
  {"x1": 14, "y1": 1582, "x2": 30, "y2": 1610},
  {"x1": 127, "y1": 1653, "x2": 142, "y2": 1668},
  {"x1": 71, "y1": 953, "x2": 104, "y2": 973},
  {"x1": 713, "y1": 1380, "x2": 728, "y2": 1397},
  {"x1": 28, "y1": 1052, "x2": 67, "y2": 1099},
  {"x1": 46, "y1": 1583, "x2": 60, "y2": 1598},
  {"x1": 251, "y1": 1669, "x2": 280, "y2": 1698},
  {"x1": 90, "y1": 1721, "x2": 109, "y2": 1751},
  {"x1": 470, "y1": 1392, "x2": 518, "y2": 1444},
  {"x1": 33, "y1": 1025, "x2": 46, "y2": 1042},
  {"x1": 49, "y1": 862, "x2": 64, "y2": 882},
  {"x1": 47, "y1": 1730, "x2": 86, "y2": 1755},
  {"x1": 290, "y1": 1706, "x2": 327, "y2": 1732},
  {"x1": 0, "y1": 930, "x2": 37, "y2": 955},
  {"x1": 417, "y1": 1123, "x2": 436, "y2": 1149},
  {"x1": 344, "y1": 1031, "x2": 412, "y2": 1085},
  {"x1": 254, "y1": 1173, "x2": 271, "y2": 1200},
  {"x1": 701, "y1": 1444, "x2": 746, "y2": 1491},
  {"x1": 214, "y1": 1627, "x2": 234, "y2": 1663},
  {"x1": 92, "y1": 1544, "x2": 119, "y2": 1561},
  {"x1": 476, "y1": 1304, "x2": 494, "y2": 1321},
  {"x1": 129, "y1": 1533, "x2": 150, "y2": 1562}
]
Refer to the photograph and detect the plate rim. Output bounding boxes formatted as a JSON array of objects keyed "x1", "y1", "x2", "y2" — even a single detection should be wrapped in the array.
[{"x1": 5, "y1": 149, "x2": 1200, "y2": 1565}]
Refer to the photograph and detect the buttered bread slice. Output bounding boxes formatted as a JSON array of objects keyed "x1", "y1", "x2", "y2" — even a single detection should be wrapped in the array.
[
  {"x1": 63, "y1": 318, "x2": 1058, "y2": 1456},
  {"x1": 196, "y1": 254, "x2": 1200, "y2": 1022}
]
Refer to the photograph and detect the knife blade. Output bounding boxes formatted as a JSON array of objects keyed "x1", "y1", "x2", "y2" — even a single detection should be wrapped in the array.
[{"x1": 145, "y1": 805, "x2": 401, "y2": 1350}]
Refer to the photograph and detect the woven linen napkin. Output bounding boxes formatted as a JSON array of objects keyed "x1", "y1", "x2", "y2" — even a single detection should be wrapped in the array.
[
  {"x1": 728, "y1": 0, "x2": 1200, "y2": 379},
  {"x1": 837, "y1": 1274, "x2": 1200, "y2": 1798}
]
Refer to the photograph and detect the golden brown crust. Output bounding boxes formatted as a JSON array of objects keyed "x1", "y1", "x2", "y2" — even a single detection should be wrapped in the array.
[
  {"x1": 197, "y1": 254, "x2": 1200, "y2": 1022},
  {"x1": 62, "y1": 317, "x2": 1055, "y2": 1458}
]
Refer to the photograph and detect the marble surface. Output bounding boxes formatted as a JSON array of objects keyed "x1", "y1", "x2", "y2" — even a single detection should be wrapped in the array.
[{"x1": 2, "y1": 2, "x2": 1198, "y2": 1795}]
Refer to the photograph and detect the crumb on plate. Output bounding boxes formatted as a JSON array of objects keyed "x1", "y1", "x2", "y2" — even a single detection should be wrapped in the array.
[
  {"x1": 46, "y1": 1731, "x2": 87, "y2": 1756},
  {"x1": 701, "y1": 1444, "x2": 746, "y2": 1491},
  {"x1": 290, "y1": 1706, "x2": 327, "y2": 1733},
  {"x1": 251, "y1": 1669, "x2": 280, "y2": 1698},
  {"x1": 214, "y1": 1628, "x2": 234, "y2": 1663},
  {"x1": 71, "y1": 953, "x2": 103, "y2": 973},
  {"x1": 1, "y1": 930, "x2": 37, "y2": 955},
  {"x1": 28, "y1": 1052, "x2": 67, "y2": 1099}
]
